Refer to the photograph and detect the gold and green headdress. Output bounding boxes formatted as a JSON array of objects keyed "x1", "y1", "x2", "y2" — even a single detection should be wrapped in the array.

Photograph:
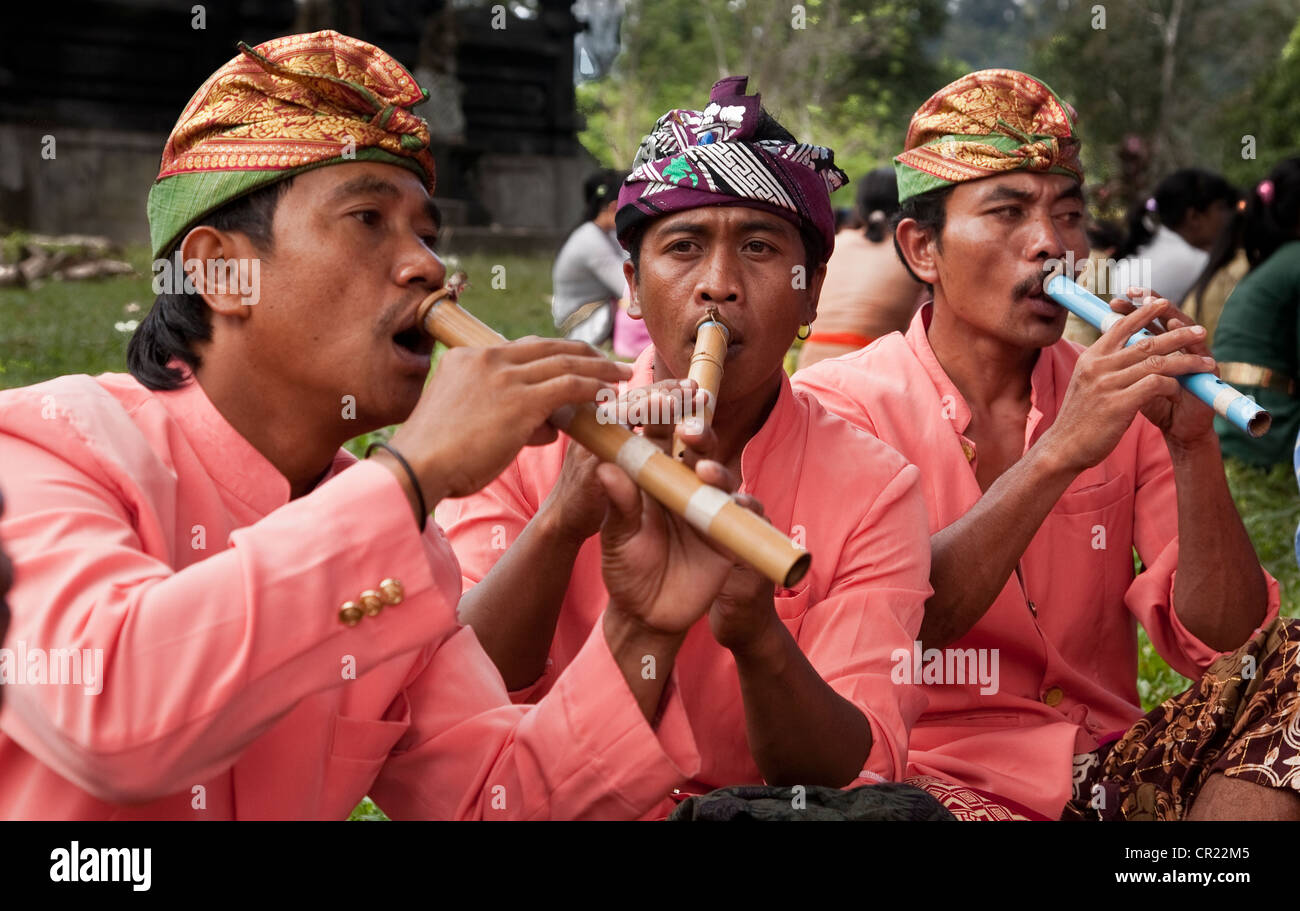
[
  {"x1": 895, "y1": 69, "x2": 1082, "y2": 204},
  {"x1": 147, "y1": 29, "x2": 436, "y2": 259}
]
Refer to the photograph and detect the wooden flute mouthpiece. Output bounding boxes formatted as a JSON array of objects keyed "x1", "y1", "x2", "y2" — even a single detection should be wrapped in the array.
[{"x1": 673, "y1": 309, "x2": 731, "y2": 460}]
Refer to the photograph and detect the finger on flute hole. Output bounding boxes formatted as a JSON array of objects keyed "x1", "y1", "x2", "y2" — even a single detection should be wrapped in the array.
[
  {"x1": 638, "y1": 395, "x2": 679, "y2": 434},
  {"x1": 525, "y1": 424, "x2": 560, "y2": 447},
  {"x1": 694, "y1": 458, "x2": 737, "y2": 494},
  {"x1": 674, "y1": 417, "x2": 718, "y2": 460},
  {"x1": 594, "y1": 461, "x2": 640, "y2": 515}
]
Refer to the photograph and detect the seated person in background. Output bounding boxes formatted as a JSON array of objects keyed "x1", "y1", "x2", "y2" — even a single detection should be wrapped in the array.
[
  {"x1": 797, "y1": 167, "x2": 924, "y2": 369},
  {"x1": 1110, "y1": 168, "x2": 1238, "y2": 307},
  {"x1": 552, "y1": 168, "x2": 648, "y2": 356},
  {"x1": 796, "y1": 69, "x2": 1294, "y2": 822},
  {"x1": 0, "y1": 30, "x2": 745, "y2": 821},
  {"x1": 1213, "y1": 157, "x2": 1300, "y2": 467},
  {"x1": 439, "y1": 76, "x2": 933, "y2": 819},
  {"x1": 1182, "y1": 200, "x2": 1250, "y2": 346}
]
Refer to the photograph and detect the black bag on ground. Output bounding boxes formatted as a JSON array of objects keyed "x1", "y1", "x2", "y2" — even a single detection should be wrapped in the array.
[{"x1": 668, "y1": 783, "x2": 956, "y2": 821}]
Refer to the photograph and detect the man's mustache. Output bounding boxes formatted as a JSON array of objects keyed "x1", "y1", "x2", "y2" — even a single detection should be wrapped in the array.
[{"x1": 1012, "y1": 274, "x2": 1044, "y2": 298}]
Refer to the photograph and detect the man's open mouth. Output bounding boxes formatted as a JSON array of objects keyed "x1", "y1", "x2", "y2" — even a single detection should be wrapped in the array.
[{"x1": 392, "y1": 324, "x2": 436, "y2": 357}]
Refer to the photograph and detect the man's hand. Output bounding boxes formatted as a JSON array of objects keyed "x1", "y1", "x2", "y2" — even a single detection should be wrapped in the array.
[
  {"x1": 536, "y1": 378, "x2": 710, "y2": 547},
  {"x1": 597, "y1": 458, "x2": 753, "y2": 636},
  {"x1": 385, "y1": 338, "x2": 632, "y2": 510},
  {"x1": 628, "y1": 378, "x2": 778, "y2": 655},
  {"x1": 596, "y1": 455, "x2": 765, "y2": 721},
  {"x1": 706, "y1": 534, "x2": 778, "y2": 657},
  {"x1": 1105, "y1": 288, "x2": 1218, "y2": 453},
  {"x1": 536, "y1": 439, "x2": 607, "y2": 546},
  {"x1": 1042, "y1": 292, "x2": 1215, "y2": 472}
]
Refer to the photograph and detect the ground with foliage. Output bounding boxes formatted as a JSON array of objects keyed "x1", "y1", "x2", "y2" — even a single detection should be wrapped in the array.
[{"x1": 2, "y1": 244, "x2": 1296, "y2": 821}]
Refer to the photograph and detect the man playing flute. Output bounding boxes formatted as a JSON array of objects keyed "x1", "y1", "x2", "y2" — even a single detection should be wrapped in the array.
[
  {"x1": 438, "y1": 76, "x2": 934, "y2": 818},
  {"x1": 0, "y1": 30, "x2": 760, "y2": 820},
  {"x1": 795, "y1": 68, "x2": 1298, "y2": 821}
]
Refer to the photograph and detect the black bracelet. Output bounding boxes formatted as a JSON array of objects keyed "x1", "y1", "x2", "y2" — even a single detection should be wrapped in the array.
[{"x1": 367, "y1": 441, "x2": 427, "y2": 532}]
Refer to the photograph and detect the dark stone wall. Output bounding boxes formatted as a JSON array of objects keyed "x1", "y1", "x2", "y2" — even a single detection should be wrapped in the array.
[
  {"x1": 0, "y1": 0, "x2": 298, "y2": 133},
  {"x1": 0, "y1": 0, "x2": 588, "y2": 241}
]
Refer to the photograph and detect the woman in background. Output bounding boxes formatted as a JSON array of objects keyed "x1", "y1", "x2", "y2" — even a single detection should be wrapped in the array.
[
  {"x1": 796, "y1": 168, "x2": 922, "y2": 370},
  {"x1": 1213, "y1": 157, "x2": 1300, "y2": 467},
  {"x1": 551, "y1": 169, "x2": 651, "y2": 357},
  {"x1": 1111, "y1": 168, "x2": 1239, "y2": 307}
]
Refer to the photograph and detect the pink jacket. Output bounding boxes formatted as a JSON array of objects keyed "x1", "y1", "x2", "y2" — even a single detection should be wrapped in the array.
[
  {"x1": 0, "y1": 372, "x2": 700, "y2": 819},
  {"x1": 437, "y1": 346, "x2": 933, "y2": 816},
  {"x1": 794, "y1": 306, "x2": 1280, "y2": 818}
]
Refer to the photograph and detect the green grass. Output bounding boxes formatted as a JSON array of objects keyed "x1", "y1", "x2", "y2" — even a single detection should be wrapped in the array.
[
  {"x1": 4, "y1": 236, "x2": 1298, "y2": 814},
  {"x1": 0, "y1": 245, "x2": 151, "y2": 388}
]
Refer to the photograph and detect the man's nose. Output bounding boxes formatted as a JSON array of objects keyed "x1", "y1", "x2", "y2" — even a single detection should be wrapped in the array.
[
  {"x1": 695, "y1": 246, "x2": 741, "y2": 304},
  {"x1": 395, "y1": 236, "x2": 446, "y2": 291},
  {"x1": 1025, "y1": 211, "x2": 1068, "y2": 262}
]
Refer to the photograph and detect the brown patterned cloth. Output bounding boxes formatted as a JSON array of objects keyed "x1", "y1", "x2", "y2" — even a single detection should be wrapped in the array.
[
  {"x1": 1062, "y1": 617, "x2": 1300, "y2": 821},
  {"x1": 902, "y1": 775, "x2": 1039, "y2": 821}
]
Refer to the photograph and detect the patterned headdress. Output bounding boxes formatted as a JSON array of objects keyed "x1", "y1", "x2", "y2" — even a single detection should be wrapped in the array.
[
  {"x1": 147, "y1": 30, "x2": 436, "y2": 259},
  {"x1": 895, "y1": 69, "x2": 1082, "y2": 204},
  {"x1": 616, "y1": 76, "x2": 847, "y2": 262}
]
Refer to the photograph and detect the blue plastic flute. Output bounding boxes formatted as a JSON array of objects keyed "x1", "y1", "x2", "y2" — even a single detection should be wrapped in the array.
[{"x1": 1043, "y1": 268, "x2": 1271, "y2": 438}]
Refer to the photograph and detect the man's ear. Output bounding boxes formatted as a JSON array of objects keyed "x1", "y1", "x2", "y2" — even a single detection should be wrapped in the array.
[
  {"x1": 894, "y1": 218, "x2": 941, "y2": 286},
  {"x1": 802, "y1": 261, "x2": 828, "y2": 326},
  {"x1": 622, "y1": 259, "x2": 642, "y2": 318},
  {"x1": 178, "y1": 226, "x2": 257, "y2": 318}
]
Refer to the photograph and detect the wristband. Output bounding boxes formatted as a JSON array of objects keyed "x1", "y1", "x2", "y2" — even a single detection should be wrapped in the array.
[{"x1": 366, "y1": 441, "x2": 428, "y2": 532}]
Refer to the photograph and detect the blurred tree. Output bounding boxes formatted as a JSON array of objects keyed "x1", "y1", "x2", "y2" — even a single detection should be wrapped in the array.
[
  {"x1": 936, "y1": 0, "x2": 1038, "y2": 71},
  {"x1": 575, "y1": 0, "x2": 955, "y2": 205},
  {"x1": 1217, "y1": 16, "x2": 1300, "y2": 188},
  {"x1": 576, "y1": 0, "x2": 1298, "y2": 215},
  {"x1": 1030, "y1": 0, "x2": 1300, "y2": 213}
]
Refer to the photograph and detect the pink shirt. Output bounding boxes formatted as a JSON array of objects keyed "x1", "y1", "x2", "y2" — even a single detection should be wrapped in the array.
[
  {"x1": 437, "y1": 346, "x2": 933, "y2": 816},
  {"x1": 793, "y1": 305, "x2": 1281, "y2": 819},
  {"x1": 0, "y1": 371, "x2": 701, "y2": 819}
]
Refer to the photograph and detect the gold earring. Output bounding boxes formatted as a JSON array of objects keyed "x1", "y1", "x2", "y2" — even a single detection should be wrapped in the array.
[{"x1": 797, "y1": 324, "x2": 811, "y2": 340}]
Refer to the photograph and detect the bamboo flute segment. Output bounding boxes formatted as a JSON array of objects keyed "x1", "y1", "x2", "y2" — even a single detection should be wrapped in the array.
[{"x1": 673, "y1": 309, "x2": 730, "y2": 459}]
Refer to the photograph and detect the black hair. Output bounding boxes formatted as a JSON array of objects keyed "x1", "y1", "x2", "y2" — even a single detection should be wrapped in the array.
[
  {"x1": 1085, "y1": 218, "x2": 1125, "y2": 253},
  {"x1": 127, "y1": 178, "x2": 295, "y2": 390},
  {"x1": 622, "y1": 107, "x2": 826, "y2": 273},
  {"x1": 582, "y1": 169, "x2": 628, "y2": 223},
  {"x1": 890, "y1": 184, "x2": 955, "y2": 292},
  {"x1": 1242, "y1": 156, "x2": 1300, "y2": 269},
  {"x1": 1185, "y1": 203, "x2": 1245, "y2": 312},
  {"x1": 1113, "y1": 168, "x2": 1237, "y2": 261},
  {"x1": 857, "y1": 167, "x2": 902, "y2": 243}
]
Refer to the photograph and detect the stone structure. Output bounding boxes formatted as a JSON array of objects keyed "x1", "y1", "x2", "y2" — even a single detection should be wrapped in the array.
[{"x1": 0, "y1": 0, "x2": 595, "y2": 251}]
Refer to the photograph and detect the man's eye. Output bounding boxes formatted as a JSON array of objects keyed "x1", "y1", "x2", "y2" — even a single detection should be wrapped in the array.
[
  {"x1": 993, "y1": 206, "x2": 1022, "y2": 219},
  {"x1": 1057, "y1": 211, "x2": 1084, "y2": 225},
  {"x1": 421, "y1": 235, "x2": 439, "y2": 251},
  {"x1": 352, "y1": 210, "x2": 380, "y2": 226},
  {"x1": 745, "y1": 240, "x2": 773, "y2": 253}
]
